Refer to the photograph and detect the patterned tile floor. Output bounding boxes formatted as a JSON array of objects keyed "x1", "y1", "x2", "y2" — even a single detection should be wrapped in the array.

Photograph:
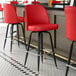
[{"x1": 0, "y1": 23, "x2": 76, "y2": 76}]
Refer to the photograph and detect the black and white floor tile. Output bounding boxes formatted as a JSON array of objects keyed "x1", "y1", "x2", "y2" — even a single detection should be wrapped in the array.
[{"x1": 0, "y1": 23, "x2": 76, "y2": 76}]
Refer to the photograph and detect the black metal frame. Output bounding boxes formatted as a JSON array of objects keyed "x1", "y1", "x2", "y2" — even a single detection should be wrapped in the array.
[
  {"x1": 3, "y1": 23, "x2": 26, "y2": 52},
  {"x1": 65, "y1": 41, "x2": 74, "y2": 76},
  {"x1": 54, "y1": 15, "x2": 56, "y2": 48},
  {"x1": 24, "y1": 31, "x2": 57, "y2": 72}
]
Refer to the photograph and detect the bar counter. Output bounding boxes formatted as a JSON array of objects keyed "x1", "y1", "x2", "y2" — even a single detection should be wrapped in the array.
[
  {"x1": 13, "y1": 3, "x2": 76, "y2": 61},
  {"x1": 13, "y1": 3, "x2": 65, "y2": 10}
]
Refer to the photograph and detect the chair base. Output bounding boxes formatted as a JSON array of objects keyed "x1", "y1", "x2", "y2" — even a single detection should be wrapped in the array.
[
  {"x1": 3, "y1": 23, "x2": 26, "y2": 52},
  {"x1": 65, "y1": 41, "x2": 74, "y2": 76},
  {"x1": 24, "y1": 31, "x2": 57, "y2": 72}
]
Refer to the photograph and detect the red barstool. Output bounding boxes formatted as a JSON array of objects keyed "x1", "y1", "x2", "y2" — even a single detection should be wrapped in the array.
[
  {"x1": 10, "y1": 1, "x2": 18, "y2": 4},
  {"x1": 10, "y1": 1, "x2": 24, "y2": 18},
  {"x1": 10, "y1": 1, "x2": 24, "y2": 26},
  {"x1": 0, "y1": 3, "x2": 3, "y2": 22},
  {"x1": 31, "y1": 1, "x2": 40, "y2": 4},
  {"x1": 65, "y1": 6, "x2": 76, "y2": 76},
  {"x1": 23, "y1": 0, "x2": 28, "y2": 3},
  {"x1": 3, "y1": 3, "x2": 26, "y2": 52},
  {"x1": 10, "y1": 1, "x2": 26, "y2": 47},
  {"x1": 52, "y1": 1, "x2": 61, "y2": 4},
  {"x1": 24, "y1": 4, "x2": 58, "y2": 72},
  {"x1": 10, "y1": 1, "x2": 18, "y2": 12}
]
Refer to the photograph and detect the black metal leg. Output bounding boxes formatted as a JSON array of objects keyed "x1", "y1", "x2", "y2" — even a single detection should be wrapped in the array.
[
  {"x1": 23, "y1": 22, "x2": 25, "y2": 38},
  {"x1": 23, "y1": 22, "x2": 26, "y2": 46},
  {"x1": 17, "y1": 24, "x2": 19, "y2": 47},
  {"x1": 24, "y1": 32, "x2": 33, "y2": 66},
  {"x1": 65, "y1": 41, "x2": 74, "y2": 76},
  {"x1": 3, "y1": 24, "x2": 9, "y2": 50},
  {"x1": 43, "y1": 31, "x2": 57, "y2": 67},
  {"x1": 54, "y1": 15, "x2": 56, "y2": 48},
  {"x1": 54, "y1": 30, "x2": 56, "y2": 48},
  {"x1": 49, "y1": 32, "x2": 57, "y2": 67},
  {"x1": 23, "y1": 22, "x2": 25, "y2": 31},
  {"x1": 38, "y1": 32, "x2": 41, "y2": 72},
  {"x1": 10, "y1": 24, "x2": 14, "y2": 52},
  {"x1": 19, "y1": 23, "x2": 26, "y2": 49},
  {"x1": 40, "y1": 32, "x2": 43, "y2": 63}
]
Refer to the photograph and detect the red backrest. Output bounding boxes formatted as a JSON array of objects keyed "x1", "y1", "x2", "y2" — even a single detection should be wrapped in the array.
[
  {"x1": 10, "y1": 1, "x2": 18, "y2": 12},
  {"x1": 65, "y1": 6, "x2": 76, "y2": 41},
  {"x1": 0, "y1": 3, "x2": 1, "y2": 6},
  {"x1": 3, "y1": 3, "x2": 18, "y2": 23},
  {"x1": 10, "y1": 1, "x2": 18, "y2": 4},
  {"x1": 25, "y1": 5, "x2": 49, "y2": 30},
  {"x1": 23, "y1": 1, "x2": 28, "y2": 3},
  {"x1": 31, "y1": 1, "x2": 40, "y2": 4},
  {"x1": 0, "y1": 3, "x2": 3, "y2": 11},
  {"x1": 52, "y1": 1, "x2": 61, "y2": 4}
]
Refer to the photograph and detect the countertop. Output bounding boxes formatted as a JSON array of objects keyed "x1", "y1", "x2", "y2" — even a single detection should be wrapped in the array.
[{"x1": 13, "y1": 3, "x2": 70, "y2": 11}]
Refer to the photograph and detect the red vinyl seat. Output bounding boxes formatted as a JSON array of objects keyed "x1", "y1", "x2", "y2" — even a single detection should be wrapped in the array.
[
  {"x1": 3, "y1": 3, "x2": 26, "y2": 52},
  {"x1": 17, "y1": 16, "x2": 24, "y2": 22},
  {"x1": 65, "y1": 6, "x2": 76, "y2": 76},
  {"x1": 23, "y1": 0, "x2": 28, "y2": 3},
  {"x1": 52, "y1": 1, "x2": 61, "y2": 4},
  {"x1": 28, "y1": 24, "x2": 58, "y2": 31},
  {"x1": 24, "y1": 4, "x2": 58, "y2": 72}
]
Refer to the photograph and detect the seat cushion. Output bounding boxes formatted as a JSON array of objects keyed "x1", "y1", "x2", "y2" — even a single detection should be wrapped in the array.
[
  {"x1": 27, "y1": 24, "x2": 58, "y2": 31},
  {"x1": 17, "y1": 16, "x2": 24, "y2": 23},
  {"x1": 0, "y1": 8, "x2": 3, "y2": 11}
]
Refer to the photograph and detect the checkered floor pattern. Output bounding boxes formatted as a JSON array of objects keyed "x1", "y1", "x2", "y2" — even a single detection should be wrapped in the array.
[{"x1": 0, "y1": 23, "x2": 76, "y2": 76}]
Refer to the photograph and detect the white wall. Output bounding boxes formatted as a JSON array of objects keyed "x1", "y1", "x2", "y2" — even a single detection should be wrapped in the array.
[
  {"x1": 38, "y1": 0, "x2": 48, "y2": 3},
  {"x1": 38, "y1": 0, "x2": 70, "y2": 3},
  {"x1": 0, "y1": 0, "x2": 6, "y2": 7},
  {"x1": 0, "y1": 0, "x2": 6, "y2": 4},
  {"x1": 17, "y1": 0, "x2": 34, "y2": 3}
]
